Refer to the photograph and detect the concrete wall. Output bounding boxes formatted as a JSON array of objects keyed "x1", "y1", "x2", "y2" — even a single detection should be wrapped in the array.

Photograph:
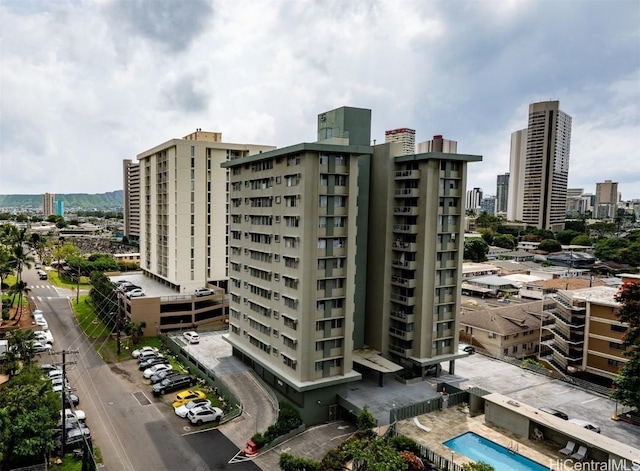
[{"x1": 485, "y1": 400, "x2": 530, "y2": 438}]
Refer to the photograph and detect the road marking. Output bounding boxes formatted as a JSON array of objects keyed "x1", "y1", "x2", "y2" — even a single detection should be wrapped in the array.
[
  {"x1": 581, "y1": 397, "x2": 600, "y2": 404},
  {"x1": 555, "y1": 390, "x2": 571, "y2": 395}
]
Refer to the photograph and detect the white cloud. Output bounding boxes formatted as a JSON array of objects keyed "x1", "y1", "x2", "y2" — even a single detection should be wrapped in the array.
[{"x1": 0, "y1": 0, "x2": 638, "y2": 200}]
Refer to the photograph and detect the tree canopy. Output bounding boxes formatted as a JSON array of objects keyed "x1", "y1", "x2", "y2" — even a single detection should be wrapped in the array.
[{"x1": 464, "y1": 238, "x2": 489, "y2": 263}]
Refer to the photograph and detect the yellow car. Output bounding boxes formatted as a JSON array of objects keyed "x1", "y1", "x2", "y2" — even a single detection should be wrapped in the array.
[{"x1": 172, "y1": 389, "x2": 206, "y2": 409}]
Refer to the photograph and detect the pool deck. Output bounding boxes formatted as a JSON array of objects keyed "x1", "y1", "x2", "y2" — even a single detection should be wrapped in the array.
[{"x1": 395, "y1": 405, "x2": 577, "y2": 470}]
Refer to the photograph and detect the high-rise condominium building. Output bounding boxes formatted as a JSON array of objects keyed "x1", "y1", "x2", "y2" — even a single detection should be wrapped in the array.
[
  {"x1": 223, "y1": 108, "x2": 481, "y2": 424},
  {"x1": 480, "y1": 195, "x2": 496, "y2": 215},
  {"x1": 496, "y1": 173, "x2": 509, "y2": 215},
  {"x1": 566, "y1": 188, "x2": 585, "y2": 218},
  {"x1": 43, "y1": 193, "x2": 55, "y2": 216},
  {"x1": 595, "y1": 180, "x2": 618, "y2": 220},
  {"x1": 137, "y1": 129, "x2": 275, "y2": 293},
  {"x1": 521, "y1": 101, "x2": 572, "y2": 231},
  {"x1": 56, "y1": 200, "x2": 64, "y2": 217},
  {"x1": 385, "y1": 128, "x2": 415, "y2": 155},
  {"x1": 466, "y1": 188, "x2": 483, "y2": 214},
  {"x1": 507, "y1": 129, "x2": 527, "y2": 221},
  {"x1": 123, "y1": 159, "x2": 140, "y2": 242}
]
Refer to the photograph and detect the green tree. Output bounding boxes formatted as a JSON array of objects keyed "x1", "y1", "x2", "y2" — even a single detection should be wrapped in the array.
[
  {"x1": 462, "y1": 462, "x2": 495, "y2": 471},
  {"x1": 538, "y1": 239, "x2": 562, "y2": 253},
  {"x1": 342, "y1": 438, "x2": 407, "y2": 471},
  {"x1": 89, "y1": 271, "x2": 118, "y2": 328},
  {"x1": 6, "y1": 329, "x2": 37, "y2": 372},
  {"x1": 570, "y1": 234, "x2": 592, "y2": 246},
  {"x1": 464, "y1": 238, "x2": 489, "y2": 262},
  {"x1": 556, "y1": 230, "x2": 580, "y2": 245},
  {"x1": 612, "y1": 281, "x2": 640, "y2": 411},
  {"x1": 493, "y1": 234, "x2": 516, "y2": 250},
  {"x1": 594, "y1": 237, "x2": 628, "y2": 263},
  {"x1": 278, "y1": 452, "x2": 321, "y2": 471},
  {"x1": 564, "y1": 219, "x2": 586, "y2": 233},
  {"x1": 357, "y1": 407, "x2": 378, "y2": 431},
  {"x1": 7, "y1": 280, "x2": 31, "y2": 320}
]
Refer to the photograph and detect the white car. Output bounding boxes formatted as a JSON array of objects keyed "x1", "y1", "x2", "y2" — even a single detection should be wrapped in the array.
[
  {"x1": 132, "y1": 346, "x2": 159, "y2": 359},
  {"x1": 195, "y1": 288, "x2": 214, "y2": 297},
  {"x1": 126, "y1": 288, "x2": 146, "y2": 298},
  {"x1": 183, "y1": 331, "x2": 200, "y2": 344},
  {"x1": 34, "y1": 330, "x2": 54, "y2": 344},
  {"x1": 174, "y1": 398, "x2": 212, "y2": 418},
  {"x1": 61, "y1": 408, "x2": 86, "y2": 422},
  {"x1": 33, "y1": 311, "x2": 48, "y2": 329},
  {"x1": 32, "y1": 341, "x2": 53, "y2": 353},
  {"x1": 143, "y1": 363, "x2": 172, "y2": 379},
  {"x1": 186, "y1": 406, "x2": 223, "y2": 425}
]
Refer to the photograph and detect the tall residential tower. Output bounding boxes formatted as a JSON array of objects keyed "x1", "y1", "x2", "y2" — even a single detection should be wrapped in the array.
[{"x1": 521, "y1": 101, "x2": 572, "y2": 231}]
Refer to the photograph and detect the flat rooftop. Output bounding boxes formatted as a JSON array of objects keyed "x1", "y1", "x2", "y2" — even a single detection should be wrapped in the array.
[{"x1": 109, "y1": 273, "x2": 178, "y2": 298}]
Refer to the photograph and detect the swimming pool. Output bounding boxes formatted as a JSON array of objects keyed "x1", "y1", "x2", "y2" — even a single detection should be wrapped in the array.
[{"x1": 444, "y1": 432, "x2": 550, "y2": 471}]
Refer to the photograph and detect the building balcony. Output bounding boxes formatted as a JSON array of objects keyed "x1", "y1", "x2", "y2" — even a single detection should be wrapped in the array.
[
  {"x1": 388, "y1": 343, "x2": 412, "y2": 357},
  {"x1": 394, "y1": 206, "x2": 419, "y2": 216},
  {"x1": 393, "y1": 224, "x2": 418, "y2": 234},
  {"x1": 394, "y1": 169, "x2": 421, "y2": 180},
  {"x1": 389, "y1": 310, "x2": 415, "y2": 323},
  {"x1": 548, "y1": 308, "x2": 585, "y2": 327},
  {"x1": 391, "y1": 275, "x2": 417, "y2": 289},
  {"x1": 389, "y1": 327, "x2": 414, "y2": 341},
  {"x1": 392, "y1": 240, "x2": 417, "y2": 251},
  {"x1": 390, "y1": 293, "x2": 416, "y2": 306},
  {"x1": 437, "y1": 207, "x2": 461, "y2": 216},
  {"x1": 394, "y1": 188, "x2": 420, "y2": 198},
  {"x1": 392, "y1": 259, "x2": 417, "y2": 270}
]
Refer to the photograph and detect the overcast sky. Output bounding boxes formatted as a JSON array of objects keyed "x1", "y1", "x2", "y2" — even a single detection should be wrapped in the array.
[{"x1": 1, "y1": 0, "x2": 639, "y2": 201}]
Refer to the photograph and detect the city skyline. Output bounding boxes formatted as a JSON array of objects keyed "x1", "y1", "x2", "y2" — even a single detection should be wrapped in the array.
[{"x1": 1, "y1": 1, "x2": 638, "y2": 199}]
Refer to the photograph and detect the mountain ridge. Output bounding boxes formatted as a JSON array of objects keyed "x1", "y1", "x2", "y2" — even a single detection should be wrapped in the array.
[{"x1": 0, "y1": 190, "x2": 124, "y2": 210}]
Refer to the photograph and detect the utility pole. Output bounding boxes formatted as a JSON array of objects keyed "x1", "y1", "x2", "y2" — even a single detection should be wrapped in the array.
[
  {"x1": 116, "y1": 305, "x2": 122, "y2": 356},
  {"x1": 50, "y1": 348, "x2": 78, "y2": 454}
]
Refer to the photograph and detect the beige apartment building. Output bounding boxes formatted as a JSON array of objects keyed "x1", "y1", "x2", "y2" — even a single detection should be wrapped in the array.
[
  {"x1": 459, "y1": 301, "x2": 549, "y2": 359},
  {"x1": 137, "y1": 129, "x2": 275, "y2": 293},
  {"x1": 43, "y1": 192, "x2": 55, "y2": 217},
  {"x1": 222, "y1": 107, "x2": 482, "y2": 423},
  {"x1": 123, "y1": 159, "x2": 140, "y2": 242},
  {"x1": 595, "y1": 179, "x2": 618, "y2": 220},
  {"x1": 521, "y1": 101, "x2": 572, "y2": 232}
]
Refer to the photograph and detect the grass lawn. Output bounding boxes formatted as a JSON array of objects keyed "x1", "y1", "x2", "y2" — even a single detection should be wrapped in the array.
[
  {"x1": 73, "y1": 295, "x2": 111, "y2": 339},
  {"x1": 53, "y1": 446, "x2": 102, "y2": 470},
  {"x1": 47, "y1": 271, "x2": 91, "y2": 290}
]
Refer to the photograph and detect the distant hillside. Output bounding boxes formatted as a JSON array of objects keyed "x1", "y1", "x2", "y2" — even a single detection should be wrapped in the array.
[{"x1": 0, "y1": 190, "x2": 123, "y2": 210}]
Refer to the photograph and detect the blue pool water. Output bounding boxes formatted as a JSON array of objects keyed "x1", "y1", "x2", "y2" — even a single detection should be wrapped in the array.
[{"x1": 444, "y1": 432, "x2": 550, "y2": 471}]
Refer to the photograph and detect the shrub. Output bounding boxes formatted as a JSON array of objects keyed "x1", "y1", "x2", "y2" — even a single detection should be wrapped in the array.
[
  {"x1": 388, "y1": 435, "x2": 421, "y2": 455},
  {"x1": 356, "y1": 407, "x2": 377, "y2": 431},
  {"x1": 279, "y1": 452, "x2": 321, "y2": 471},
  {"x1": 320, "y1": 448, "x2": 347, "y2": 471},
  {"x1": 250, "y1": 432, "x2": 268, "y2": 449}
]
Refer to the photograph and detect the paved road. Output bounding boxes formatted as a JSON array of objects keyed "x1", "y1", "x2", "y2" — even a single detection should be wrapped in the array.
[{"x1": 29, "y1": 268, "x2": 236, "y2": 471}]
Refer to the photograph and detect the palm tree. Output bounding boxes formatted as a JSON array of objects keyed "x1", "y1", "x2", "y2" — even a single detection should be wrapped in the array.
[
  {"x1": 6, "y1": 328, "x2": 37, "y2": 374},
  {"x1": 7, "y1": 281, "x2": 31, "y2": 321}
]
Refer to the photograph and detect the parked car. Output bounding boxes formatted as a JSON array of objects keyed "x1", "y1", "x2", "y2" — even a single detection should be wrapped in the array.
[
  {"x1": 174, "y1": 398, "x2": 211, "y2": 418},
  {"x1": 119, "y1": 283, "x2": 142, "y2": 292},
  {"x1": 132, "y1": 346, "x2": 159, "y2": 359},
  {"x1": 126, "y1": 288, "x2": 146, "y2": 298},
  {"x1": 33, "y1": 311, "x2": 48, "y2": 329},
  {"x1": 539, "y1": 407, "x2": 569, "y2": 420},
  {"x1": 137, "y1": 350, "x2": 163, "y2": 363},
  {"x1": 143, "y1": 363, "x2": 172, "y2": 379},
  {"x1": 568, "y1": 418, "x2": 601, "y2": 433},
  {"x1": 183, "y1": 331, "x2": 200, "y2": 344},
  {"x1": 186, "y1": 406, "x2": 223, "y2": 425},
  {"x1": 34, "y1": 330, "x2": 54, "y2": 344},
  {"x1": 152, "y1": 375, "x2": 197, "y2": 396},
  {"x1": 138, "y1": 357, "x2": 169, "y2": 371},
  {"x1": 41, "y1": 364, "x2": 59, "y2": 374},
  {"x1": 458, "y1": 343, "x2": 475, "y2": 354},
  {"x1": 150, "y1": 369, "x2": 180, "y2": 384},
  {"x1": 61, "y1": 408, "x2": 86, "y2": 422},
  {"x1": 32, "y1": 341, "x2": 53, "y2": 353},
  {"x1": 53, "y1": 425, "x2": 91, "y2": 452},
  {"x1": 48, "y1": 368, "x2": 63, "y2": 379},
  {"x1": 194, "y1": 287, "x2": 214, "y2": 297},
  {"x1": 172, "y1": 389, "x2": 207, "y2": 408}
]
